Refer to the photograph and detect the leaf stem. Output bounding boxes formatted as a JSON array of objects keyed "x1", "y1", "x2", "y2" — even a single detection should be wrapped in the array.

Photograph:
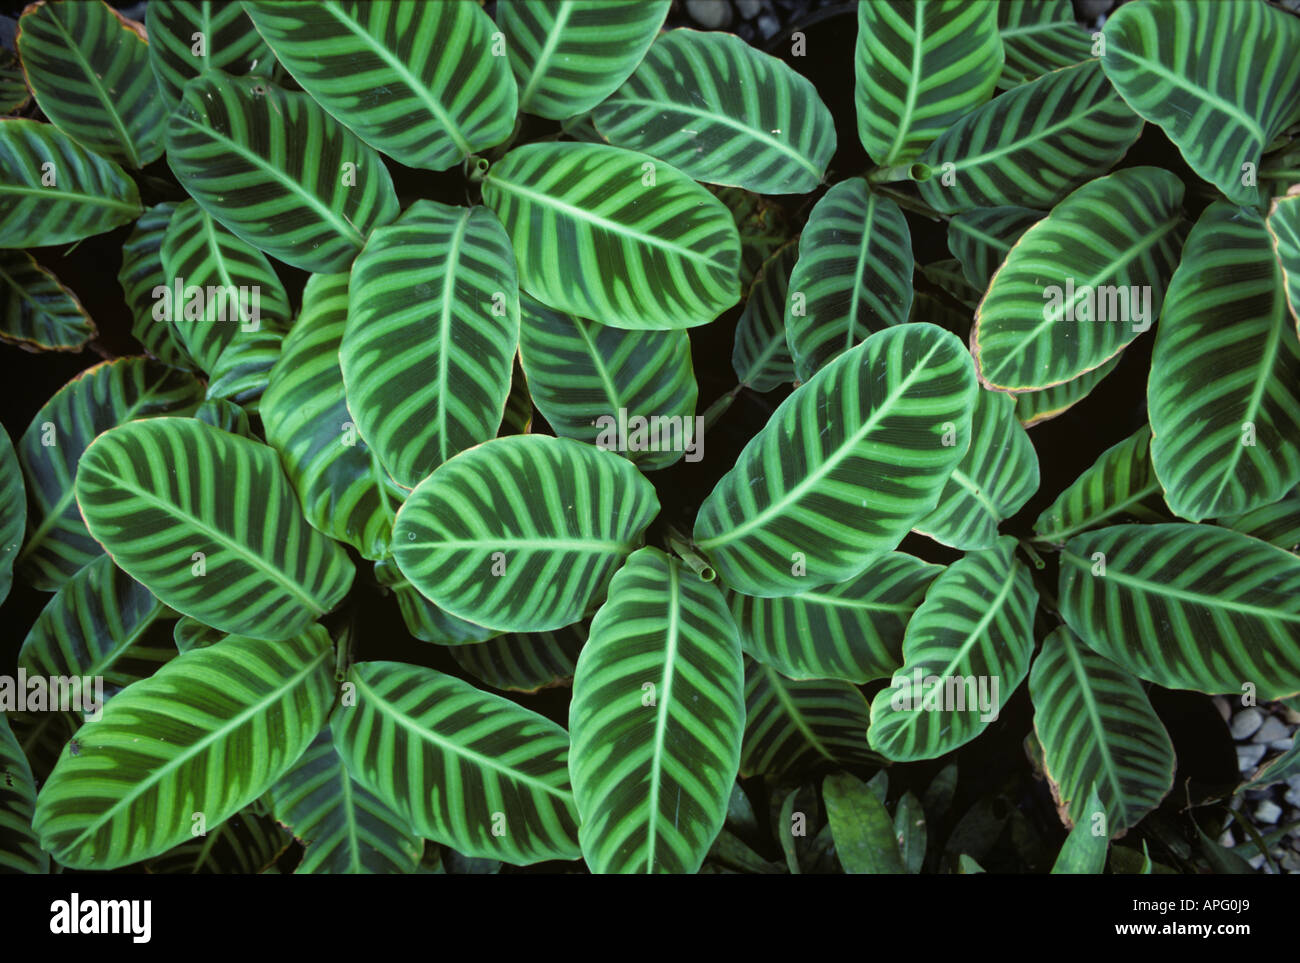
[
  {"x1": 665, "y1": 525, "x2": 715, "y2": 581},
  {"x1": 702, "y1": 383, "x2": 743, "y2": 432}
]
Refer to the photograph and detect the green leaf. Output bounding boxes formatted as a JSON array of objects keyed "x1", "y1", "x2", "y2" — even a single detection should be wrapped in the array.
[
  {"x1": 1013, "y1": 354, "x2": 1119, "y2": 427},
  {"x1": 267, "y1": 727, "x2": 422, "y2": 874},
  {"x1": 569, "y1": 547, "x2": 744, "y2": 873},
  {"x1": 915, "y1": 388, "x2": 1039, "y2": 550},
  {"x1": 482, "y1": 141, "x2": 741, "y2": 330},
  {"x1": 1268, "y1": 189, "x2": 1300, "y2": 337},
  {"x1": 868, "y1": 537, "x2": 1038, "y2": 762},
  {"x1": 739, "y1": 660, "x2": 879, "y2": 780},
  {"x1": 1034, "y1": 425, "x2": 1167, "y2": 545},
  {"x1": 148, "y1": 0, "x2": 277, "y2": 109},
  {"x1": 75, "y1": 417, "x2": 355, "y2": 641},
  {"x1": 159, "y1": 199, "x2": 292, "y2": 375},
  {"x1": 947, "y1": 205, "x2": 1043, "y2": 292},
  {"x1": 783, "y1": 179, "x2": 913, "y2": 383},
  {"x1": 854, "y1": 0, "x2": 1003, "y2": 168},
  {"x1": 0, "y1": 251, "x2": 95, "y2": 351},
  {"x1": 173, "y1": 615, "x2": 224, "y2": 653},
  {"x1": 118, "y1": 202, "x2": 195, "y2": 369},
  {"x1": 0, "y1": 119, "x2": 142, "y2": 248},
  {"x1": 392, "y1": 434, "x2": 658, "y2": 632},
  {"x1": 18, "y1": 358, "x2": 206, "y2": 591},
  {"x1": 996, "y1": 0, "x2": 1094, "y2": 89},
  {"x1": 0, "y1": 712, "x2": 47, "y2": 873},
  {"x1": 1100, "y1": 0, "x2": 1300, "y2": 207},
  {"x1": 593, "y1": 28, "x2": 834, "y2": 195},
  {"x1": 1218, "y1": 486, "x2": 1300, "y2": 553},
  {"x1": 917, "y1": 61, "x2": 1142, "y2": 214},
  {"x1": 333, "y1": 661, "x2": 581, "y2": 865},
  {"x1": 448, "y1": 623, "x2": 586, "y2": 694},
  {"x1": 823, "y1": 772, "x2": 905, "y2": 874},
  {"x1": 203, "y1": 326, "x2": 281, "y2": 411},
  {"x1": 166, "y1": 72, "x2": 400, "y2": 272},
  {"x1": 972, "y1": 167, "x2": 1186, "y2": 391},
  {"x1": 146, "y1": 805, "x2": 290, "y2": 873},
  {"x1": 0, "y1": 423, "x2": 23, "y2": 606},
  {"x1": 0, "y1": 49, "x2": 31, "y2": 115},
  {"x1": 19, "y1": 553, "x2": 172, "y2": 698},
  {"x1": 1059, "y1": 523, "x2": 1300, "y2": 699},
  {"x1": 694, "y1": 323, "x2": 976, "y2": 598},
  {"x1": 496, "y1": 0, "x2": 669, "y2": 120},
  {"x1": 372, "y1": 556, "x2": 496, "y2": 645},
  {"x1": 731, "y1": 552, "x2": 940, "y2": 683},
  {"x1": 893, "y1": 791, "x2": 927, "y2": 874},
  {"x1": 341, "y1": 200, "x2": 520, "y2": 488},
  {"x1": 17, "y1": 0, "x2": 165, "y2": 167},
  {"x1": 732, "y1": 241, "x2": 797, "y2": 393},
  {"x1": 711, "y1": 185, "x2": 793, "y2": 295},
  {"x1": 517, "y1": 292, "x2": 697, "y2": 471},
  {"x1": 33, "y1": 627, "x2": 335, "y2": 869},
  {"x1": 244, "y1": 0, "x2": 515, "y2": 171},
  {"x1": 1148, "y1": 202, "x2": 1300, "y2": 521},
  {"x1": 1030, "y1": 626, "x2": 1175, "y2": 836},
  {"x1": 263, "y1": 271, "x2": 404, "y2": 559},
  {"x1": 1050, "y1": 784, "x2": 1107, "y2": 873}
]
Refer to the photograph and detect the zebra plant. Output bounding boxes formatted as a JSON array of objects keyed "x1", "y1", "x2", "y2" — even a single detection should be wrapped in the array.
[{"x1": 2, "y1": 0, "x2": 1300, "y2": 877}]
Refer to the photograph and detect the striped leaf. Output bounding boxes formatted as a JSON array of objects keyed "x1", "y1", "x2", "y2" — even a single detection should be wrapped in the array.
[
  {"x1": 392, "y1": 434, "x2": 659, "y2": 632},
  {"x1": 32, "y1": 627, "x2": 335, "y2": 870},
  {"x1": 263, "y1": 271, "x2": 404, "y2": 559},
  {"x1": 193, "y1": 397, "x2": 252, "y2": 437},
  {"x1": 0, "y1": 713, "x2": 46, "y2": 874},
  {"x1": 1029, "y1": 626, "x2": 1175, "y2": 836},
  {"x1": 731, "y1": 552, "x2": 940, "y2": 684},
  {"x1": 0, "y1": 251, "x2": 95, "y2": 352},
  {"x1": 694, "y1": 323, "x2": 976, "y2": 599},
  {"x1": 0, "y1": 424, "x2": 22, "y2": 606},
  {"x1": 917, "y1": 61, "x2": 1142, "y2": 215},
  {"x1": 740, "y1": 660, "x2": 879, "y2": 780},
  {"x1": 333, "y1": 661, "x2": 581, "y2": 865},
  {"x1": 482, "y1": 141, "x2": 741, "y2": 330},
  {"x1": 732, "y1": 241, "x2": 797, "y2": 393},
  {"x1": 1034, "y1": 425, "x2": 1168, "y2": 545},
  {"x1": 1268, "y1": 189, "x2": 1300, "y2": 337},
  {"x1": 593, "y1": 28, "x2": 834, "y2": 195},
  {"x1": 159, "y1": 199, "x2": 292, "y2": 375},
  {"x1": 823, "y1": 772, "x2": 905, "y2": 874},
  {"x1": 204, "y1": 327, "x2": 281, "y2": 411},
  {"x1": 148, "y1": 1, "x2": 276, "y2": 108},
  {"x1": 166, "y1": 72, "x2": 400, "y2": 273},
  {"x1": 146, "y1": 806, "x2": 290, "y2": 874},
  {"x1": 1014, "y1": 355, "x2": 1119, "y2": 428},
  {"x1": 118, "y1": 202, "x2": 194, "y2": 369},
  {"x1": 569, "y1": 548, "x2": 744, "y2": 874},
  {"x1": 783, "y1": 179, "x2": 912, "y2": 383},
  {"x1": 1218, "y1": 487, "x2": 1300, "y2": 553},
  {"x1": 75, "y1": 417, "x2": 355, "y2": 641},
  {"x1": 1100, "y1": 0, "x2": 1300, "y2": 207},
  {"x1": 0, "y1": 49, "x2": 31, "y2": 115},
  {"x1": 973, "y1": 167, "x2": 1187, "y2": 391},
  {"x1": 0, "y1": 119, "x2": 142, "y2": 248},
  {"x1": 18, "y1": 358, "x2": 206, "y2": 591},
  {"x1": 517, "y1": 292, "x2": 697, "y2": 471},
  {"x1": 854, "y1": 0, "x2": 1003, "y2": 169},
  {"x1": 17, "y1": 0, "x2": 165, "y2": 167},
  {"x1": 341, "y1": 201, "x2": 519, "y2": 488},
  {"x1": 267, "y1": 728, "x2": 422, "y2": 874},
  {"x1": 997, "y1": 0, "x2": 1094, "y2": 88},
  {"x1": 1050, "y1": 785, "x2": 1106, "y2": 873},
  {"x1": 448, "y1": 624, "x2": 586, "y2": 694},
  {"x1": 915, "y1": 388, "x2": 1039, "y2": 550},
  {"x1": 496, "y1": 0, "x2": 669, "y2": 121},
  {"x1": 500, "y1": 359, "x2": 534, "y2": 436},
  {"x1": 1058, "y1": 523, "x2": 1300, "y2": 699},
  {"x1": 372, "y1": 557, "x2": 496, "y2": 645},
  {"x1": 19, "y1": 554, "x2": 172, "y2": 701},
  {"x1": 947, "y1": 206, "x2": 1043, "y2": 293},
  {"x1": 173, "y1": 615, "x2": 224, "y2": 653},
  {"x1": 244, "y1": 0, "x2": 515, "y2": 171},
  {"x1": 868, "y1": 538, "x2": 1038, "y2": 762},
  {"x1": 1149, "y1": 202, "x2": 1300, "y2": 521}
]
